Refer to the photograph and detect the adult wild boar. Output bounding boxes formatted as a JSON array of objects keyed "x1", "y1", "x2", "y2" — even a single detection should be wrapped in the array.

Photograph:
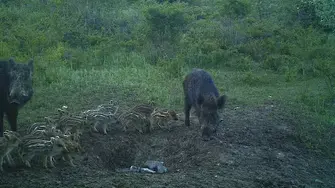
[
  {"x1": 0, "y1": 58, "x2": 34, "y2": 137},
  {"x1": 183, "y1": 68, "x2": 226, "y2": 140}
]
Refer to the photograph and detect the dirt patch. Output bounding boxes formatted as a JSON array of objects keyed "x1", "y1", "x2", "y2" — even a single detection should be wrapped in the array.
[{"x1": 0, "y1": 100, "x2": 334, "y2": 188}]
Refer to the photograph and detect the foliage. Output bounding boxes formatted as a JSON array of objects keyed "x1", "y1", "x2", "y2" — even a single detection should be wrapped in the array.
[
  {"x1": 220, "y1": 0, "x2": 251, "y2": 18},
  {"x1": 142, "y1": 2, "x2": 189, "y2": 63},
  {"x1": 297, "y1": 0, "x2": 335, "y2": 31}
]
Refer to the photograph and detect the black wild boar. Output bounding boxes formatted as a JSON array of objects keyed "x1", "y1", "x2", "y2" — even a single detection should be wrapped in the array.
[
  {"x1": 0, "y1": 58, "x2": 34, "y2": 137},
  {"x1": 183, "y1": 68, "x2": 226, "y2": 140}
]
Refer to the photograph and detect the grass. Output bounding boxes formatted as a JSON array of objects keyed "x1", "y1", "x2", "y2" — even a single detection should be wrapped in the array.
[{"x1": 1, "y1": 0, "x2": 334, "y2": 157}]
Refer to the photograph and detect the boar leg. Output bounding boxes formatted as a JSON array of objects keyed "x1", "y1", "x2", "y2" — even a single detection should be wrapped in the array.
[
  {"x1": 6, "y1": 104, "x2": 18, "y2": 132},
  {"x1": 184, "y1": 100, "x2": 191, "y2": 127}
]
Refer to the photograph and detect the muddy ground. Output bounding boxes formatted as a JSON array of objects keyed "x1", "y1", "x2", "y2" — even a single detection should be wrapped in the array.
[{"x1": 0, "y1": 100, "x2": 334, "y2": 188}]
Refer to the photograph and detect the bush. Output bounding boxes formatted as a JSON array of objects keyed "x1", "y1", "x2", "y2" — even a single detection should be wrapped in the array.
[
  {"x1": 220, "y1": 0, "x2": 251, "y2": 18},
  {"x1": 178, "y1": 19, "x2": 224, "y2": 67},
  {"x1": 316, "y1": 60, "x2": 335, "y2": 95},
  {"x1": 297, "y1": 0, "x2": 335, "y2": 31},
  {"x1": 142, "y1": 3, "x2": 189, "y2": 63},
  {"x1": 144, "y1": 3, "x2": 188, "y2": 43},
  {"x1": 263, "y1": 54, "x2": 292, "y2": 73},
  {"x1": 315, "y1": 0, "x2": 335, "y2": 30}
]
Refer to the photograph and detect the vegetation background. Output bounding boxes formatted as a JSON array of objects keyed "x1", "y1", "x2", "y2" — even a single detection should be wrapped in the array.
[{"x1": 0, "y1": 0, "x2": 334, "y2": 156}]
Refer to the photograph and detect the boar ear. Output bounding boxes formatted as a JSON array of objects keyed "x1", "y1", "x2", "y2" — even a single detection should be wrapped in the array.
[
  {"x1": 197, "y1": 95, "x2": 204, "y2": 105},
  {"x1": 217, "y1": 95, "x2": 227, "y2": 109},
  {"x1": 28, "y1": 59, "x2": 34, "y2": 71}
]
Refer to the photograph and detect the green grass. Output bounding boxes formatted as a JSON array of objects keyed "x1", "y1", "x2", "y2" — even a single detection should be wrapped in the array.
[{"x1": 1, "y1": 0, "x2": 334, "y2": 157}]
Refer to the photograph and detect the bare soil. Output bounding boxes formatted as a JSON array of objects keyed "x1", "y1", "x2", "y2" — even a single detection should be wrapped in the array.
[{"x1": 0, "y1": 100, "x2": 334, "y2": 188}]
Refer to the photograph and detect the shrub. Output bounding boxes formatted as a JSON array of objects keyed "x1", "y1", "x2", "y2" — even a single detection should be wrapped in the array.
[
  {"x1": 144, "y1": 3, "x2": 188, "y2": 43},
  {"x1": 297, "y1": 0, "x2": 335, "y2": 31},
  {"x1": 220, "y1": 0, "x2": 251, "y2": 18}
]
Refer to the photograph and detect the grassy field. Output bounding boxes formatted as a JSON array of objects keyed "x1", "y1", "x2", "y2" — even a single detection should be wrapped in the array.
[{"x1": 1, "y1": 0, "x2": 334, "y2": 157}]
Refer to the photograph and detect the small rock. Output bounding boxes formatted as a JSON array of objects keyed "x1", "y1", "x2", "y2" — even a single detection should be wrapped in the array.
[
  {"x1": 227, "y1": 160, "x2": 234, "y2": 165},
  {"x1": 276, "y1": 152, "x2": 285, "y2": 159}
]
